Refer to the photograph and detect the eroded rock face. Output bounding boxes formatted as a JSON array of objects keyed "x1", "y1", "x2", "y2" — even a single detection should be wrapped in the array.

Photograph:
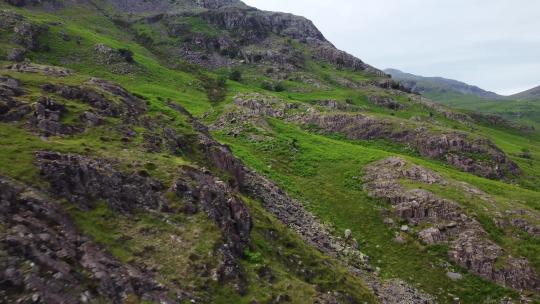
[
  {"x1": 0, "y1": 176, "x2": 176, "y2": 304},
  {"x1": 368, "y1": 95, "x2": 404, "y2": 110},
  {"x1": 35, "y1": 151, "x2": 168, "y2": 212},
  {"x1": 311, "y1": 42, "x2": 385, "y2": 75},
  {"x1": 6, "y1": 47, "x2": 26, "y2": 62},
  {"x1": 363, "y1": 157, "x2": 539, "y2": 291},
  {"x1": 449, "y1": 230, "x2": 538, "y2": 291},
  {"x1": 34, "y1": 149, "x2": 254, "y2": 294},
  {"x1": 171, "y1": 103, "x2": 434, "y2": 303},
  {"x1": 200, "y1": 8, "x2": 326, "y2": 43},
  {"x1": 6, "y1": 62, "x2": 72, "y2": 77},
  {"x1": 214, "y1": 94, "x2": 519, "y2": 179},
  {"x1": 0, "y1": 76, "x2": 32, "y2": 122},
  {"x1": 173, "y1": 166, "x2": 252, "y2": 292},
  {"x1": 42, "y1": 78, "x2": 146, "y2": 122},
  {"x1": 12, "y1": 21, "x2": 48, "y2": 51}
]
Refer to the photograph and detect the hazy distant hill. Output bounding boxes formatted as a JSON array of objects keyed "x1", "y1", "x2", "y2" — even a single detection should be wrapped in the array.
[
  {"x1": 511, "y1": 85, "x2": 540, "y2": 100},
  {"x1": 385, "y1": 69, "x2": 540, "y2": 129},
  {"x1": 385, "y1": 68, "x2": 503, "y2": 99}
]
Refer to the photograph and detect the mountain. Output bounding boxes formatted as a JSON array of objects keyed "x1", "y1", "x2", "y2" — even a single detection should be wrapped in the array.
[
  {"x1": 385, "y1": 68, "x2": 503, "y2": 99},
  {"x1": 1, "y1": 1, "x2": 540, "y2": 303},
  {"x1": 511, "y1": 85, "x2": 540, "y2": 100},
  {"x1": 386, "y1": 69, "x2": 540, "y2": 129}
]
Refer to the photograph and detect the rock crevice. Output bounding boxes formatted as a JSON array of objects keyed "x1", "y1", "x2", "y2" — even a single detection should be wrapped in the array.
[{"x1": 363, "y1": 157, "x2": 539, "y2": 291}]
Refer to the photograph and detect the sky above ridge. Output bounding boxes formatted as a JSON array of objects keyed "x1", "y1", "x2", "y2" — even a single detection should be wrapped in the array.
[{"x1": 243, "y1": 0, "x2": 540, "y2": 95}]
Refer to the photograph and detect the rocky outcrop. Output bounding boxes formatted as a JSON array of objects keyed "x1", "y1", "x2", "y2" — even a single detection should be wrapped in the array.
[
  {"x1": 6, "y1": 62, "x2": 73, "y2": 77},
  {"x1": 170, "y1": 102, "x2": 434, "y2": 303},
  {"x1": 494, "y1": 209, "x2": 540, "y2": 238},
  {"x1": 12, "y1": 21, "x2": 48, "y2": 51},
  {"x1": 29, "y1": 96, "x2": 79, "y2": 135},
  {"x1": 95, "y1": 44, "x2": 134, "y2": 64},
  {"x1": 6, "y1": 47, "x2": 26, "y2": 62},
  {"x1": 368, "y1": 95, "x2": 404, "y2": 110},
  {"x1": 113, "y1": 1, "x2": 386, "y2": 74},
  {"x1": 0, "y1": 175, "x2": 177, "y2": 304},
  {"x1": 93, "y1": 44, "x2": 140, "y2": 74},
  {"x1": 449, "y1": 231, "x2": 539, "y2": 291},
  {"x1": 0, "y1": 76, "x2": 32, "y2": 122},
  {"x1": 214, "y1": 94, "x2": 519, "y2": 179},
  {"x1": 173, "y1": 166, "x2": 252, "y2": 292},
  {"x1": 200, "y1": 8, "x2": 326, "y2": 43},
  {"x1": 1, "y1": 74, "x2": 124, "y2": 134},
  {"x1": 105, "y1": 0, "x2": 246, "y2": 14},
  {"x1": 306, "y1": 114, "x2": 518, "y2": 178},
  {"x1": 197, "y1": 0, "x2": 244, "y2": 9},
  {"x1": 311, "y1": 42, "x2": 386, "y2": 75},
  {"x1": 34, "y1": 149, "x2": 254, "y2": 293},
  {"x1": 363, "y1": 157, "x2": 539, "y2": 291},
  {"x1": 3, "y1": 0, "x2": 59, "y2": 7},
  {"x1": 42, "y1": 78, "x2": 146, "y2": 122},
  {"x1": 35, "y1": 151, "x2": 169, "y2": 212}
]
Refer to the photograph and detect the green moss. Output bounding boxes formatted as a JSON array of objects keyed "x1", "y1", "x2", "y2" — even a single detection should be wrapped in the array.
[{"x1": 211, "y1": 196, "x2": 377, "y2": 304}]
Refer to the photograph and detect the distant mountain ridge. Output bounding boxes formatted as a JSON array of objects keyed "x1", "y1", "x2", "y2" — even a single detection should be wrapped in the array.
[
  {"x1": 510, "y1": 85, "x2": 540, "y2": 100},
  {"x1": 384, "y1": 68, "x2": 503, "y2": 99}
]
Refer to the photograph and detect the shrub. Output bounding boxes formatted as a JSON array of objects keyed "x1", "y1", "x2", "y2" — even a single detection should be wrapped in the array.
[
  {"x1": 274, "y1": 82, "x2": 286, "y2": 92},
  {"x1": 261, "y1": 81, "x2": 274, "y2": 91},
  {"x1": 118, "y1": 48, "x2": 134, "y2": 63},
  {"x1": 201, "y1": 75, "x2": 227, "y2": 103},
  {"x1": 229, "y1": 70, "x2": 242, "y2": 82},
  {"x1": 261, "y1": 81, "x2": 286, "y2": 92},
  {"x1": 244, "y1": 250, "x2": 263, "y2": 264}
]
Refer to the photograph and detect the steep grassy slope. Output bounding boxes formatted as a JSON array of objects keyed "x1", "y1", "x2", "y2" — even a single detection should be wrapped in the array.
[{"x1": 1, "y1": 1, "x2": 540, "y2": 303}]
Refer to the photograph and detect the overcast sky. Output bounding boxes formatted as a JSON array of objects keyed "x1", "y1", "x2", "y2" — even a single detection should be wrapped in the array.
[{"x1": 243, "y1": 0, "x2": 540, "y2": 95}]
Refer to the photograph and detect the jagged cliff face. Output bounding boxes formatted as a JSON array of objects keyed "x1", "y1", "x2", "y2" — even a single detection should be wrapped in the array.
[
  {"x1": 106, "y1": 0, "x2": 247, "y2": 13},
  {"x1": 100, "y1": 0, "x2": 384, "y2": 75}
]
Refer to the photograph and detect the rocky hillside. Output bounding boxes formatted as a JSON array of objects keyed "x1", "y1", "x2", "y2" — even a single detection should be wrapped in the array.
[{"x1": 1, "y1": 0, "x2": 540, "y2": 303}]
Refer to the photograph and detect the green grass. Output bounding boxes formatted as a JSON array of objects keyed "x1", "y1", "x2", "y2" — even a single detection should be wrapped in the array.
[
  {"x1": 212, "y1": 196, "x2": 377, "y2": 304},
  {"x1": 1, "y1": 2, "x2": 540, "y2": 303},
  {"x1": 214, "y1": 119, "x2": 522, "y2": 303}
]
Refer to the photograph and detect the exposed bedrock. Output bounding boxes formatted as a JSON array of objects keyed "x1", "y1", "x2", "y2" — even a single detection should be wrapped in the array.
[
  {"x1": 34, "y1": 150, "x2": 253, "y2": 292},
  {"x1": 173, "y1": 166, "x2": 252, "y2": 291},
  {"x1": 41, "y1": 78, "x2": 146, "y2": 122},
  {"x1": 363, "y1": 157, "x2": 539, "y2": 291},
  {"x1": 169, "y1": 102, "x2": 434, "y2": 303},
  {"x1": 214, "y1": 94, "x2": 520, "y2": 179},
  {"x1": 0, "y1": 176, "x2": 177, "y2": 304},
  {"x1": 35, "y1": 151, "x2": 169, "y2": 212}
]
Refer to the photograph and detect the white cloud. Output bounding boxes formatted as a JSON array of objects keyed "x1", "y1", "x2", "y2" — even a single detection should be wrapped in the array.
[{"x1": 243, "y1": 0, "x2": 540, "y2": 95}]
